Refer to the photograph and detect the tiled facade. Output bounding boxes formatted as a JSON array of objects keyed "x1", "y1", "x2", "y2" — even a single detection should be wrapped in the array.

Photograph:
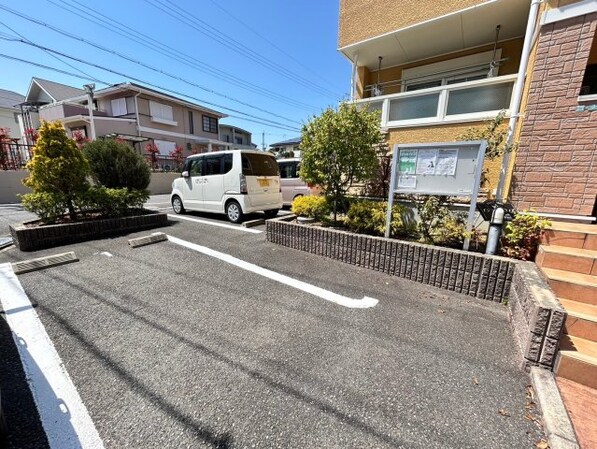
[{"x1": 512, "y1": 13, "x2": 597, "y2": 215}]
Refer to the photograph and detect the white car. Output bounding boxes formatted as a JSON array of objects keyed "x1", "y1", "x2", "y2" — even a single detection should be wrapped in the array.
[
  {"x1": 171, "y1": 150, "x2": 282, "y2": 223},
  {"x1": 277, "y1": 158, "x2": 319, "y2": 206}
]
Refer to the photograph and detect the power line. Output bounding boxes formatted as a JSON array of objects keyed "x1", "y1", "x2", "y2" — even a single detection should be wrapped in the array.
[
  {"x1": 0, "y1": 6, "x2": 302, "y2": 126},
  {"x1": 0, "y1": 52, "x2": 301, "y2": 133},
  {"x1": 143, "y1": 0, "x2": 341, "y2": 100},
  {"x1": 46, "y1": 0, "x2": 319, "y2": 113}
]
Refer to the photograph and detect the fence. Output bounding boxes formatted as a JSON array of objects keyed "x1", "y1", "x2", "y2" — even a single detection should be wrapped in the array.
[{"x1": 0, "y1": 142, "x2": 34, "y2": 170}]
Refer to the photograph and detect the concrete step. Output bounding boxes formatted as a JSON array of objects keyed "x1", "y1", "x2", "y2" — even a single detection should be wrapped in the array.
[
  {"x1": 556, "y1": 334, "x2": 597, "y2": 390},
  {"x1": 542, "y1": 221, "x2": 597, "y2": 250},
  {"x1": 542, "y1": 267, "x2": 597, "y2": 306},
  {"x1": 559, "y1": 298, "x2": 597, "y2": 343},
  {"x1": 536, "y1": 245, "x2": 597, "y2": 275}
]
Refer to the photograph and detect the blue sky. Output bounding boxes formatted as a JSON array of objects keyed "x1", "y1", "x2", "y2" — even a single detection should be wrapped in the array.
[{"x1": 0, "y1": 0, "x2": 350, "y2": 147}]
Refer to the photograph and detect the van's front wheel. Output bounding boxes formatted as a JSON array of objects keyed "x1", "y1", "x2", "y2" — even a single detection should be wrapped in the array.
[
  {"x1": 171, "y1": 195, "x2": 185, "y2": 214},
  {"x1": 226, "y1": 201, "x2": 244, "y2": 223}
]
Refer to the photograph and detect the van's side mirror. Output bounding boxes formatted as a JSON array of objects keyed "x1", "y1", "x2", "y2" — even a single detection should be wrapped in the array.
[{"x1": 181, "y1": 171, "x2": 189, "y2": 178}]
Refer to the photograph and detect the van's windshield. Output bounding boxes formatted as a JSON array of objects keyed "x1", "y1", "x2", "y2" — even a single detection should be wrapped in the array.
[{"x1": 242, "y1": 153, "x2": 279, "y2": 176}]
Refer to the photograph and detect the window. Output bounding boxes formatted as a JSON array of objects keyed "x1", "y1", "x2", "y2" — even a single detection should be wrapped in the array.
[
  {"x1": 153, "y1": 139, "x2": 176, "y2": 155},
  {"x1": 188, "y1": 111, "x2": 194, "y2": 134},
  {"x1": 187, "y1": 158, "x2": 203, "y2": 176},
  {"x1": 242, "y1": 153, "x2": 279, "y2": 176},
  {"x1": 223, "y1": 135, "x2": 230, "y2": 142},
  {"x1": 150, "y1": 101, "x2": 176, "y2": 125},
  {"x1": 223, "y1": 154, "x2": 233, "y2": 173},
  {"x1": 204, "y1": 155, "x2": 223, "y2": 175},
  {"x1": 111, "y1": 98, "x2": 127, "y2": 116},
  {"x1": 580, "y1": 31, "x2": 597, "y2": 96},
  {"x1": 13, "y1": 112, "x2": 19, "y2": 123},
  {"x1": 278, "y1": 162, "x2": 297, "y2": 179},
  {"x1": 202, "y1": 115, "x2": 218, "y2": 133},
  {"x1": 235, "y1": 136, "x2": 243, "y2": 145}
]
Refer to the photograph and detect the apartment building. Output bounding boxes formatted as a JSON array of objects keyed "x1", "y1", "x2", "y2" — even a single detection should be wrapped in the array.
[
  {"x1": 339, "y1": 0, "x2": 597, "y2": 219},
  {"x1": 219, "y1": 124, "x2": 256, "y2": 150},
  {"x1": 20, "y1": 78, "x2": 230, "y2": 162}
]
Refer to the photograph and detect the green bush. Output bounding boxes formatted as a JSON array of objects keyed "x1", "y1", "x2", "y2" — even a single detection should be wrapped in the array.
[
  {"x1": 83, "y1": 139, "x2": 150, "y2": 190},
  {"x1": 20, "y1": 192, "x2": 68, "y2": 224},
  {"x1": 416, "y1": 196, "x2": 472, "y2": 246},
  {"x1": 291, "y1": 195, "x2": 329, "y2": 219},
  {"x1": 345, "y1": 200, "x2": 410, "y2": 237},
  {"x1": 501, "y1": 212, "x2": 550, "y2": 261},
  {"x1": 77, "y1": 187, "x2": 149, "y2": 218}
]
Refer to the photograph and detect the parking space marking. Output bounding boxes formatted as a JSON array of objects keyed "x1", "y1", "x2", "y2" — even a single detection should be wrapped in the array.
[
  {"x1": 167, "y1": 235, "x2": 378, "y2": 309},
  {"x1": 0, "y1": 263, "x2": 105, "y2": 449},
  {"x1": 167, "y1": 214, "x2": 263, "y2": 233}
]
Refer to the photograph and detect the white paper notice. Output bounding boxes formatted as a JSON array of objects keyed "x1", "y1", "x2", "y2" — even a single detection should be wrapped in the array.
[
  {"x1": 397, "y1": 175, "x2": 416, "y2": 189},
  {"x1": 416, "y1": 149, "x2": 437, "y2": 175},
  {"x1": 435, "y1": 148, "x2": 458, "y2": 176}
]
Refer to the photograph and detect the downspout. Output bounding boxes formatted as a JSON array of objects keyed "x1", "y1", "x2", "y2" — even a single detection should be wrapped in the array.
[
  {"x1": 495, "y1": 0, "x2": 543, "y2": 201},
  {"x1": 134, "y1": 93, "x2": 141, "y2": 136},
  {"x1": 351, "y1": 53, "x2": 358, "y2": 101}
]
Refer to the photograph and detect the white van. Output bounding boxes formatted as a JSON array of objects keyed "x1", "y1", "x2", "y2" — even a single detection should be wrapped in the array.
[
  {"x1": 277, "y1": 158, "x2": 318, "y2": 206},
  {"x1": 171, "y1": 150, "x2": 282, "y2": 223}
]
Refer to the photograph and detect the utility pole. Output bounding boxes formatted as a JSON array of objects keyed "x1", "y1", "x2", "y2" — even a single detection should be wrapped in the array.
[
  {"x1": 262, "y1": 131, "x2": 265, "y2": 151},
  {"x1": 83, "y1": 84, "x2": 96, "y2": 140}
]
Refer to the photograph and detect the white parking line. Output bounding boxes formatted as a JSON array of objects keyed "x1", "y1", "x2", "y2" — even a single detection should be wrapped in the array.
[
  {"x1": 167, "y1": 235, "x2": 378, "y2": 309},
  {"x1": 167, "y1": 214, "x2": 263, "y2": 234},
  {"x1": 0, "y1": 263, "x2": 105, "y2": 449}
]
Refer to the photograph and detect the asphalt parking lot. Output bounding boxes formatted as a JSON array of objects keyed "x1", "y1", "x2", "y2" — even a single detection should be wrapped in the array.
[{"x1": 0, "y1": 197, "x2": 543, "y2": 448}]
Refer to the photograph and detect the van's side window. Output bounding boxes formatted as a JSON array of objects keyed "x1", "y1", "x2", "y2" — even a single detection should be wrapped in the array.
[
  {"x1": 204, "y1": 155, "x2": 223, "y2": 176},
  {"x1": 279, "y1": 162, "x2": 293, "y2": 179},
  {"x1": 223, "y1": 154, "x2": 233, "y2": 174},
  {"x1": 189, "y1": 158, "x2": 203, "y2": 176}
]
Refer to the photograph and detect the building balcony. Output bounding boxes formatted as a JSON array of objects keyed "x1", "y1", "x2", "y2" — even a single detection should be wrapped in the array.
[{"x1": 355, "y1": 73, "x2": 517, "y2": 128}]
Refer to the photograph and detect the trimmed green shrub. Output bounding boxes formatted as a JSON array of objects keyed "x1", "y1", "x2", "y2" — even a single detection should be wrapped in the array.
[
  {"x1": 77, "y1": 187, "x2": 149, "y2": 218},
  {"x1": 501, "y1": 212, "x2": 550, "y2": 261},
  {"x1": 20, "y1": 192, "x2": 68, "y2": 224},
  {"x1": 291, "y1": 195, "x2": 330, "y2": 219},
  {"x1": 416, "y1": 196, "x2": 472, "y2": 247},
  {"x1": 83, "y1": 139, "x2": 150, "y2": 190},
  {"x1": 345, "y1": 200, "x2": 410, "y2": 237}
]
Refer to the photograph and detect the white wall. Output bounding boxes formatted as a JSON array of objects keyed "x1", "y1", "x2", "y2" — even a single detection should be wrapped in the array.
[{"x1": 0, "y1": 109, "x2": 22, "y2": 138}]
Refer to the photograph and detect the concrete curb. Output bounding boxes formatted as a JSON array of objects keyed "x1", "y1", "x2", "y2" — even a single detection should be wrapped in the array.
[
  {"x1": 242, "y1": 219, "x2": 265, "y2": 228},
  {"x1": 128, "y1": 232, "x2": 168, "y2": 248},
  {"x1": 530, "y1": 367, "x2": 579, "y2": 449}
]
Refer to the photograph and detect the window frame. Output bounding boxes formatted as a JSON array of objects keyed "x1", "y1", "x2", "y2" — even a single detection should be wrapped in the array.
[
  {"x1": 202, "y1": 115, "x2": 218, "y2": 134},
  {"x1": 111, "y1": 98, "x2": 127, "y2": 116},
  {"x1": 150, "y1": 101, "x2": 177, "y2": 126}
]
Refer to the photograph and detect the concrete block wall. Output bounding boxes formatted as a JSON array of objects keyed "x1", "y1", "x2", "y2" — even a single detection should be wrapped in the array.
[
  {"x1": 508, "y1": 263, "x2": 567, "y2": 370},
  {"x1": 266, "y1": 218, "x2": 515, "y2": 302}
]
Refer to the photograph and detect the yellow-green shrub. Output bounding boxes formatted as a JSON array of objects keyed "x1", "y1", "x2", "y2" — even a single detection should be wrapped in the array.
[{"x1": 291, "y1": 196, "x2": 329, "y2": 219}]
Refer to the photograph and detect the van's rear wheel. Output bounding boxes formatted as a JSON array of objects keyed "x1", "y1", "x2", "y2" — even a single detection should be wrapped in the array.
[
  {"x1": 226, "y1": 201, "x2": 243, "y2": 223},
  {"x1": 264, "y1": 209, "x2": 279, "y2": 219},
  {"x1": 171, "y1": 195, "x2": 185, "y2": 214}
]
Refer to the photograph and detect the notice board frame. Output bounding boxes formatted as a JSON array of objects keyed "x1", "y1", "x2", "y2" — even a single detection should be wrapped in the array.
[{"x1": 384, "y1": 140, "x2": 487, "y2": 251}]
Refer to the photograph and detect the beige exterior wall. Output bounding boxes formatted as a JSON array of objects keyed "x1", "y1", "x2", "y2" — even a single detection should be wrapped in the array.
[
  {"x1": 386, "y1": 123, "x2": 504, "y2": 194},
  {"x1": 0, "y1": 109, "x2": 20, "y2": 138},
  {"x1": 358, "y1": 38, "x2": 524, "y2": 98},
  {"x1": 0, "y1": 170, "x2": 30, "y2": 203},
  {"x1": 339, "y1": 0, "x2": 488, "y2": 48}
]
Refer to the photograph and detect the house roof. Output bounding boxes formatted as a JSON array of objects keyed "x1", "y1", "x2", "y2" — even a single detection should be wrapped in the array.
[
  {"x1": 270, "y1": 137, "x2": 301, "y2": 147},
  {"x1": 0, "y1": 89, "x2": 25, "y2": 110},
  {"x1": 219, "y1": 123, "x2": 252, "y2": 135},
  {"x1": 26, "y1": 78, "x2": 85, "y2": 103}
]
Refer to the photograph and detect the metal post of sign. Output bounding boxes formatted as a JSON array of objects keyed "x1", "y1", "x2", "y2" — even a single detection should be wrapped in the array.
[
  {"x1": 462, "y1": 140, "x2": 487, "y2": 251},
  {"x1": 384, "y1": 146, "x2": 399, "y2": 238}
]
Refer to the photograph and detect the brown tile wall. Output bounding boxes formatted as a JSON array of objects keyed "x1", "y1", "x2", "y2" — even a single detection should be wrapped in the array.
[{"x1": 511, "y1": 13, "x2": 597, "y2": 216}]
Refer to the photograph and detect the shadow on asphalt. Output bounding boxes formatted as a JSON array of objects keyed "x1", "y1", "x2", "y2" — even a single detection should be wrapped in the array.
[{"x1": 0, "y1": 314, "x2": 50, "y2": 449}]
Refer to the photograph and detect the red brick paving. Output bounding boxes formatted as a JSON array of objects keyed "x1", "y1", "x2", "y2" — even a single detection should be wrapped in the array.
[{"x1": 556, "y1": 377, "x2": 597, "y2": 449}]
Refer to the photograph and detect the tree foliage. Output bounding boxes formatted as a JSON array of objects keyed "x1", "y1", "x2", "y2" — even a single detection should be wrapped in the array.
[
  {"x1": 456, "y1": 111, "x2": 515, "y2": 160},
  {"x1": 22, "y1": 121, "x2": 89, "y2": 220},
  {"x1": 83, "y1": 139, "x2": 150, "y2": 190},
  {"x1": 299, "y1": 102, "x2": 383, "y2": 219}
]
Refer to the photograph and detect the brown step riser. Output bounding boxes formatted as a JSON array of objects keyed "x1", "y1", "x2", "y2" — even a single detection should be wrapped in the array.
[
  {"x1": 564, "y1": 316, "x2": 597, "y2": 343},
  {"x1": 549, "y1": 279, "x2": 597, "y2": 305},
  {"x1": 537, "y1": 252, "x2": 597, "y2": 275},
  {"x1": 556, "y1": 355, "x2": 597, "y2": 390},
  {"x1": 543, "y1": 230, "x2": 597, "y2": 250}
]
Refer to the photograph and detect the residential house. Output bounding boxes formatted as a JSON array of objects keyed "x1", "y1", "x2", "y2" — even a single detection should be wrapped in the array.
[
  {"x1": 339, "y1": 0, "x2": 597, "y2": 218},
  {"x1": 270, "y1": 137, "x2": 301, "y2": 158},
  {"x1": 0, "y1": 89, "x2": 24, "y2": 140},
  {"x1": 21, "y1": 78, "x2": 230, "y2": 168},
  {"x1": 219, "y1": 124, "x2": 257, "y2": 150}
]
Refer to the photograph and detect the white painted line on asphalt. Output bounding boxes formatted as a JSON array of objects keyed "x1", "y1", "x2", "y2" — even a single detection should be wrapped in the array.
[
  {"x1": 167, "y1": 235, "x2": 378, "y2": 309},
  {"x1": 167, "y1": 214, "x2": 263, "y2": 234},
  {"x1": 0, "y1": 263, "x2": 105, "y2": 449}
]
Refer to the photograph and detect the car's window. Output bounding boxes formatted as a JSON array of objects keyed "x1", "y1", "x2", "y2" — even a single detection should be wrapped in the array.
[
  {"x1": 242, "y1": 153, "x2": 279, "y2": 176},
  {"x1": 204, "y1": 155, "x2": 223, "y2": 176},
  {"x1": 223, "y1": 154, "x2": 233, "y2": 174},
  {"x1": 279, "y1": 162, "x2": 293, "y2": 179},
  {"x1": 189, "y1": 158, "x2": 203, "y2": 176}
]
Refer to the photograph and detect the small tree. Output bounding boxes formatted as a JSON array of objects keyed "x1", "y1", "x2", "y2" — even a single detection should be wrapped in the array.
[
  {"x1": 169, "y1": 144, "x2": 185, "y2": 170},
  {"x1": 457, "y1": 111, "x2": 515, "y2": 160},
  {"x1": 300, "y1": 102, "x2": 383, "y2": 220},
  {"x1": 22, "y1": 121, "x2": 89, "y2": 220},
  {"x1": 145, "y1": 142, "x2": 160, "y2": 168}
]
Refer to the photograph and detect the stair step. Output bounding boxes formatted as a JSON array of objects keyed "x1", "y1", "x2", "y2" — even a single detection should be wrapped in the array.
[
  {"x1": 543, "y1": 222, "x2": 597, "y2": 250},
  {"x1": 536, "y1": 245, "x2": 597, "y2": 275},
  {"x1": 556, "y1": 334, "x2": 597, "y2": 389},
  {"x1": 559, "y1": 298, "x2": 597, "y2": 342},
  {"x1": 542, "y1": 268, "x2": 597, "y2": 305}
]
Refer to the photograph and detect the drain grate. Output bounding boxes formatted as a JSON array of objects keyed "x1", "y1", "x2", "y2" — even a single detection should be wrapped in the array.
[{"x1": 12, "y1": 252, "x2": 78, "y2": 274}]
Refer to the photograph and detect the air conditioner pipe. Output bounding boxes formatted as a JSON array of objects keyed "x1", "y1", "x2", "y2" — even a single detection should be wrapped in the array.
[
  {"x1": 485, "y1": 205, "x2": 505, "y2": 255},
  {"x1": 495, "y1": 0, "x2": 543, "y2": 200}
]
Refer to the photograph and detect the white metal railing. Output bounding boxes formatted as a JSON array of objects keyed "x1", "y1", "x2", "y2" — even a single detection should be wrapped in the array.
[{"x1": 356, "y1": 74, "x2": 517, "y2": 128}]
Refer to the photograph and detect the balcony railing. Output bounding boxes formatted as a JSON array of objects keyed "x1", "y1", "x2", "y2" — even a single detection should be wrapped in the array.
[{"x1": 355, "y1": 74, "x2": 517, "y2": 128}]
